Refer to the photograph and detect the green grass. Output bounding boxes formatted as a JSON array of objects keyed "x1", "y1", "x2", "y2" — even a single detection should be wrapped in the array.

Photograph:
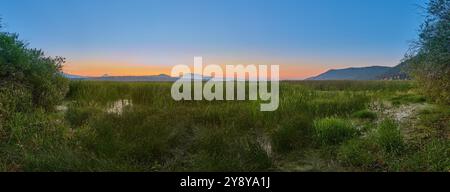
[
  {"x1": 352, "y1": 109, "x2": 377, "y2": 120},
  {"x1": 313, "y1": 117, "x2": 358, "y2": 145},
  {"x1": 337, "y1": 138, "x2": 380, "y2": 170},
  {"x1": 398, "y1": 139, "x2": 450, "y2": 172},
  {"x1": 375, "y1": 119, "x2": 405, "y2": 154},
  {"x1": 1, "y1": 80, "x2": 448, "y2": 172},
  {"x1": 390, "y1": 93, "x2": 426, "y2": 106},
  {"x1": 271, "y1": 115, "x2": 312, "y2": 154}
]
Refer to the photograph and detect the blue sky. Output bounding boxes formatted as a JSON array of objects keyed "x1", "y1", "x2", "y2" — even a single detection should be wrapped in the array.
[{"x1": 0, "y1": 0, "x2": 426, "y2": 78}]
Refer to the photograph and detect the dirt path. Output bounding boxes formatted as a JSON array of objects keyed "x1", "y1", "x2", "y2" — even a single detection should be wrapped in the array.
[{"x1": 372, "y1": 101, "x2": 430, "y2": 143}]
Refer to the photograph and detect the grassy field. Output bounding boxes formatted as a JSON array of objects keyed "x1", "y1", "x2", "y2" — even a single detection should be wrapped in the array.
[{"x1": 1, "y1": 80, "x2": 448, "y2": 171}]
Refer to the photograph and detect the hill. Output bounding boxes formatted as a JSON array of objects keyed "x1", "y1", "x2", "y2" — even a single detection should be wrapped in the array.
[
  {"x1": 87, "y1": 74, "x2": 178, "y2": 82},
  {"x1": 63, "y1": 73, "x2": 211, "y2": 82},
  {"x1": 307, "y1": 66, "x2": 392, "y2": 80},
  {"x1": 378, "y1": 62, "x2": 410, "y2": 80}
]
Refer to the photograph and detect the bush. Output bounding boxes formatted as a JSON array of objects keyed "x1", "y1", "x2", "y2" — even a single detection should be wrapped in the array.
[
  {"x1": 313, "y1": 117, "x2": 358, "y2": 145},
  {"x1": 352, "y1": 109, "x2": 377, "y2": 120},
  {"x1": 0, "y1": 23, "x2": 68, "y2": 112},
  {"x1": 375, "y1": 120, "x2": 404, "y2": 154},
  {"x1": 337, "y1": 138, "x2": 380, "y2": 169},
  {"x1": 0, "y1": 83, "x2": 32, "y2": 120},
  {"x1": 405, "y1": 0, "x2": 450, "y2": 104},
  {"x1": 0, "y1": 19, "x2": 72, "y2": 171}
]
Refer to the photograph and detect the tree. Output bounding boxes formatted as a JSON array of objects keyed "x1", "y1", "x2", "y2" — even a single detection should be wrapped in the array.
[
  {"x1": 405, "y1": 0, "x2": 450, "y2": 104},
  {"x1": 0, "y1": 19, "x2": 68, "y2": 117}
]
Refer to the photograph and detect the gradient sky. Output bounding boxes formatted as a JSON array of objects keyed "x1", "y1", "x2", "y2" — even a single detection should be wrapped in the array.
[{"x1": 0, "y1": 0, "x2": 426, "y2": 79}]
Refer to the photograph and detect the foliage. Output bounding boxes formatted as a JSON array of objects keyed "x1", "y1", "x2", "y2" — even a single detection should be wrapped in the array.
[
  {"x1": 405, "y1": 0, "x2": 450, "y2": 104},
  {"x1": 375, "y1": 119, "x2": 405, "y2": 154},
  {"x1": 313, "y1": 117, "x2": 358, "y2": 145},
  {"x1": 2, "y1": 79, "x2": 448, "y2": 172},
  {"x1": 0, "y1": 21, "x2": 68, "y2": 112},
  {"x1": 271, "y1": 115, "x2": 312, "y2": 154},
  {"x1": 390, "y1": 93, "x2": 426, "y2": 105},
  {"x1": 0, "y1": 19, "x2": 71, "y2": 171},
  {"x1": 337, "y1": 138, "x2": 380, "y2": 170},
  {"x1": 352, "y1": 109, "x2": 377, "y2": 120},
  {"x1": 399, "y1": 139, "x2": 450, "y2": 172}
]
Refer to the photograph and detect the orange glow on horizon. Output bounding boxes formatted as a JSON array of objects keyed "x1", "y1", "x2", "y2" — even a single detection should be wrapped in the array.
[
  {"x1": 63, "y1": 60, "x2": 328, "y2": 79},
  {"x1": 280, "y1": 64, "x2": 327, "y2": 79},
  {"x1": 63, "y1": 60, "x2": 172, "y2": 77}
]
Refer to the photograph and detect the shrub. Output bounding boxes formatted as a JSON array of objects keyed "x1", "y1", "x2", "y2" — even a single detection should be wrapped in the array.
[
  {"x1": 337, "y1": 138, "x2": 380, "y2": 169},
  {"x1": 313, "y1": 117, "x2": 358, "y2": 145},
  {"x1": 0, "y1": 83, "x2": 32, "y2": 120},
  {"x1": 405, "y1": 0, "x2": 450, "y2": 104},
  {"x1": 417, "y1": 106, "x2": 450, "y2": 138},
  {"x1": 352, "y1": 109, "x2": 377, "y2": 120},
  {"x1": 0, "y1": 23, "x2": 68, "y2": 111},
  {"x1": 375, "y1": 120, "x2": 404, "y2": 154}
]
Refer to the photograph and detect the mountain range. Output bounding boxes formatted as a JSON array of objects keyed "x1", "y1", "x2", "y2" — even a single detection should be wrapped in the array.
[
  {"x1": 306, "y1": 63, "x2": 409, "y2": 80},
  {"x1": 63, "y1": 63, "x2": 409, "y2": 81},
  {"x1": 62, "y1": 73, "x2": 211, "y2": 82}
]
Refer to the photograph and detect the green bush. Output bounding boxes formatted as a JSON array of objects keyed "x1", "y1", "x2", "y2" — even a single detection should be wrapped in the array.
[
  {"x1": 0, "y1": 83, "x2": 32, "y2": 120},
  {"x1": 405, "y1": 0, "x2": 450, "y2": 104},
  {"x1": 337, "y1": 138, "x2": 380, "y2": 169},
  {"x1": 0, "y1": 19, "x2": 73, "y2": 171},
  {"x1": 352, "y1": 109, "x2": 377, "y2": 120},
  {"x1": 313, "y1": 117, "x2": 358, "y2": 145},
  {"x1": 375, "y1": 120, "x2": 404, "y2": 154},
  {"x1": 0, "y1": 24, "x2": 68, "y2": 111}
]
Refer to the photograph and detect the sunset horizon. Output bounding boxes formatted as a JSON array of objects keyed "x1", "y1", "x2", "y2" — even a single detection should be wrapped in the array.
[
  {"x1": 1, "y1": 0, "x2": 449, "y2": 177},
  {"x1": 1, "y1": 0, "x2": 426, "y2": 80}
]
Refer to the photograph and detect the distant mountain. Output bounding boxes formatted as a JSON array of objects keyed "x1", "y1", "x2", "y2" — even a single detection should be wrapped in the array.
[
  {"x1": 377, "y1": 62, "x2": 410, "y2": 80},
  {"x1": 306, "y1": 66, "x2": 393, "y2": 80},
  {"x1": 88, "y1": 74, "x2": 178, "y2": 82},
  {"x1": 179, "y1": 73, "x2": 212, "y2": 81},
  {"x1": 62, "y1": 73, "x2": 87, "y2": 79},
  {"x1": 64, "y1": 64, "x2": 411, "y2": 82},
  {"x1": 63, "y1": 73, "x2": 213, "y2": 82}
]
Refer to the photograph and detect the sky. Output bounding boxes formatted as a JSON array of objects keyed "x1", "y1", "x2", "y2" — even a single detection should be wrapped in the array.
[{"x1": 0, "y1": 0, "x2": 427, "y2": 79}]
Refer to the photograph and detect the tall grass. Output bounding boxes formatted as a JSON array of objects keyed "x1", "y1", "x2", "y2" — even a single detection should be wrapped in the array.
[
  {"x1": 61, "y1": 81, "x2": 379, "y2": 171},
  {"x1": 375, "y1": 119, "x2": 405, "y2": 154},
  {"x1": 313, "y1": 117, "x2": 358, "y2": 145},
  {"x1": 4, "y1": 80, "x2": 447, "y2": 171}
]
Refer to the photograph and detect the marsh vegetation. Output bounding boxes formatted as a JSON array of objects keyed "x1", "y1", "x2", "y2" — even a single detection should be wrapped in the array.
[
  {"x1": 1, "y1": 0, "x2": 448, "y2": 172},
  {"x1": 2, "y1": 80, "x2": 448, "y2": 171}
]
